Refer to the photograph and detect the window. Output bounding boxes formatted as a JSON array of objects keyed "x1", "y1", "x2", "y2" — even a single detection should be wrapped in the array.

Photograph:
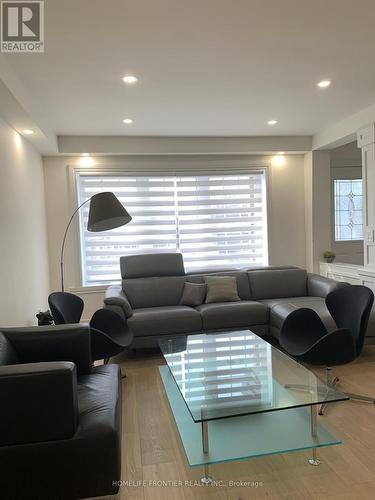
[
  {"x1": 334, "y1": 179, "x2": 363, "y2": 241},
  {"x1": 77, "y1": 171, "x2": 268, "y2": 286}
]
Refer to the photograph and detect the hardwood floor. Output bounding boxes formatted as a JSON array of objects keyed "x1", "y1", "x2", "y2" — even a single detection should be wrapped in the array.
[{"x1": 113, "y1": 346, "x2": 375, "y2": 500}]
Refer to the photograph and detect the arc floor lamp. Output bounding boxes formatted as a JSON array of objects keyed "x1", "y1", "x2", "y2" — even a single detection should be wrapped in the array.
[{"x1": 60, "y1": 191, "x2": 132, "y2": 291}]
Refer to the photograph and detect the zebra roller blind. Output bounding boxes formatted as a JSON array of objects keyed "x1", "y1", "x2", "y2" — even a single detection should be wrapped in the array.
[{"x1": 77, "y1": 170, "x2": 268, "y2": 285}]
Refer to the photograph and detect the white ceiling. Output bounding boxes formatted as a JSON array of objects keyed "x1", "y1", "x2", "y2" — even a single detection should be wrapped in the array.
[{"x1": 3, "y1": 0, "x2": 375, "y2": 138}]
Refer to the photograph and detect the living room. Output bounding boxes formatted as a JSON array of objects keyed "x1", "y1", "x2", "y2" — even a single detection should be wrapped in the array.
[{"x1": 1, "y1": 1, "x2": 375, "y2": 499}]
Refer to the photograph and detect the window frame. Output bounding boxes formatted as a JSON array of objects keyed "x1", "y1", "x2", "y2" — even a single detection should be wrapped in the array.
[
  {"x1": 331, "y1": 170, "x2": 364, "y2": 244},
  {"x1": 69, "y1": 162, "x2": 270, "y2": 288}
]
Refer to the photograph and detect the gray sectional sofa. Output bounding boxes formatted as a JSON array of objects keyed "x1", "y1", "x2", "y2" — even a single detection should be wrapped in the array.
[{"x1": 104, "y1": 253, "x2": 348, "y2": 349}]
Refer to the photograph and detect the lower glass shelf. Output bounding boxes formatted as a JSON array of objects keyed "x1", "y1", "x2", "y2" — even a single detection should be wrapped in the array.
[{"x1": 159, "y1": 366, "x2": 342, "y2": 467}]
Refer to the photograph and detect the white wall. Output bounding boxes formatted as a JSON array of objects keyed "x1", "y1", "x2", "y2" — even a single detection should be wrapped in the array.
[
  {"x1": 43, "y1": 154, "x2": 306, "y2": 319},
  {"x1": 304, "y1": 151, "x2": 331, "y2": 273},
  {"x1": 0, "y1": 118, "x2": 49, "y2": 326}
]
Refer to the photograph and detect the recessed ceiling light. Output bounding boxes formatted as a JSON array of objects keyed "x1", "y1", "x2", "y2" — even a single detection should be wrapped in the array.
[
  {"x1": 272, "y1": 155, "x2": 286, "y2": 167},
  {"x1": 267, "y1": 120, "x2": 277, "y2": 126},
  {"x1": 122, "y1": 75, "x2": 138, "y2": 84},
  {"x1": 79, "y1": 156, "x2": 95, "y2": 167},
  {"x1": 317, "y1": 80, "x2": 331, "y2": 88},
  {"x1": 81, "y1": 153, "x2": 89, "y2": 156},
  {"x1": 277, "y1": 151, "x2": 285, "y2": 155},
  {"x1": 22, "y1": 129, "x2": 34, "y2": 135},
  {"x1": 123, "y1": 118, "x2": 133, "y2": 124}
]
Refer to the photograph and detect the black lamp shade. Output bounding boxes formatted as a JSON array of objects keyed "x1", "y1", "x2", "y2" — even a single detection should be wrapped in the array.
[{"x1": 87, "y1": 192, "x2": 132, "y2": 232}]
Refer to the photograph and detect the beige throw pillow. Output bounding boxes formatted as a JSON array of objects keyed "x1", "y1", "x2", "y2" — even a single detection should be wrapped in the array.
[{"x1": 204, "y1": 276, "x2": 240, "y2": 303}]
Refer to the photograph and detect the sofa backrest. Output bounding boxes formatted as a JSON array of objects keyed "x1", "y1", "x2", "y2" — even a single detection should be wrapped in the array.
[
  {"x1": 0, "y1": 332, "x2": 19, "y2": 366},
  {"x1": 119, "y1": 253, "x2": 309, "y2": 307},
  {"x1": 187, "y1": 270, "x2": 251, "y2": 300},
  {"x1": 242, "y1": 265, "x2": 300, "y2": 272},
  {"x1": 121, "y1": 253, "x2": 187, "y2": 308},
  {"x1": 123, "y1": 276, "x2": 187, "y2": 309},
  {"x1": 247, "y1": 268, "x2": 307, "y2": 300}
]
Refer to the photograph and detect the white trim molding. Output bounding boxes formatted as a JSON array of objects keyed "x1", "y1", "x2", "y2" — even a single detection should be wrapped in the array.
[{"x1": 357, "y1": 124, "x2": 375, "y2": 270}]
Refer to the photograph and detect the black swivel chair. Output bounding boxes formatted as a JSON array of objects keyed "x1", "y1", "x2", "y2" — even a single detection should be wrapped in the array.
[
  {"x1": 280, "y1": 285, "x2": 374, "y2": 414},
  {"x1": 48, "y1": 292, "x2": 133, "y2": 369},
  {"x1": 48, "y1": 291, "x2": 84, "y2": 324}
]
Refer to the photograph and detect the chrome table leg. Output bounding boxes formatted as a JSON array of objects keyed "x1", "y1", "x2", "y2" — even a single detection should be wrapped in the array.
[
  {"x1": 201, "y1": 419, "x2": 209, "y2": 454},
  {"x1": 309, "y1": 405, "x2": 321, "y2": 466},
  {"x1": 200, "y1": 408, "x2": 213, "y2": 485}
]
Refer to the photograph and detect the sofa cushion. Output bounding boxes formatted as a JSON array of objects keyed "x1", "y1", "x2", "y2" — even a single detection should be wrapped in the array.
[
  {"x1": 187, "y1": 271, "x2": 251, "y2": 300},
  {"x1": 69, "y1": 364, "x2": 121, "y2": 495},
  {"x1": 120, "y1": 253, "x2": 185, "y2": 279},
  {"x1": 247, "y1": 269, "x2": 307, "y2": 300},
  {"x1": 123, "y1": 276, "x2": 187, "y2": 308},
  {"x1": 127, "y1": 306, "x2": 202, "y2": 337},
  {"x1": 77, "y1": 364, "x2": 121, "y2": 426},
  {"x1": 260, "y1": 297, "x2": 336, "y2": 334},
  {"x1": 196, "y1": 301, "x2": 268, "y2": 330}
]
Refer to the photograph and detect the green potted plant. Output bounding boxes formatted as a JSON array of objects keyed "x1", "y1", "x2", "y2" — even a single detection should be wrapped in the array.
[{"x1": 323, "y1": 250, "x2": 336, "y2": 263}]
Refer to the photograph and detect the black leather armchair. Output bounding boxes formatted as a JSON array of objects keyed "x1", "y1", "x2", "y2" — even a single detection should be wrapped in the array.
[{"x1": 0, "y1": 324, "x2": 122, "y2": 500}]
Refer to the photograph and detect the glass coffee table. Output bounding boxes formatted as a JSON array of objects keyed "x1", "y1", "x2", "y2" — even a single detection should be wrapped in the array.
[{"x1": 159, "y1": 330, "x2": 348, "y2": 483}]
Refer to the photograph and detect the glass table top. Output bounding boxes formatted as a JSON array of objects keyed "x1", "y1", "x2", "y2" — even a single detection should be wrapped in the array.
[{"x1": 159, "y1": 330, "x2": 349, "y2": 423}]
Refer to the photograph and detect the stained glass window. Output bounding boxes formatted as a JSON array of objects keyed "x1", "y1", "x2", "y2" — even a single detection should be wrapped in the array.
[{"x1": 334, "y1": 179, "x2": 363, "y2": 241}]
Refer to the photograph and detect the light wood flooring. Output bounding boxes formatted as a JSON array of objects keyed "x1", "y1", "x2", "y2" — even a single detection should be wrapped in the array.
[{"x1": 112, "y1": 345, "x2": 375, "y2": 500}]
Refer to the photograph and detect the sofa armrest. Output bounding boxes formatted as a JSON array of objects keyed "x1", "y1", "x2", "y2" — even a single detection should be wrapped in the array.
[
  {"x1": 307, "y1": 273, "x2": 349, "y2": 298},
  {"x1": 104, "y1": 285, "x2": 133, "y2": 318},
  {"x1": 0, "y1": 361, "x2": 78, "y2": 446},
  {"x1": 2, "y1": 324, "x2": 92, "y2": 375}
]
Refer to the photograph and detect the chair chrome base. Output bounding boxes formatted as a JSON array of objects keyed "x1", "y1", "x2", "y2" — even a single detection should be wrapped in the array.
[
  {"x1": 345, "y1": 392, "x2": 375, "y2": 403},
  {"x1": 320, "y1": 367, "x2": 375, "y2": 415},
  {"x1": 285, "y1": 367, "x2": 375, "y2": 415}
]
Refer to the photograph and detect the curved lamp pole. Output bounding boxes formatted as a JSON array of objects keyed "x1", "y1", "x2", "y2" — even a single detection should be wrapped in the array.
[{"x1": 60, "y1": 192, "x2": 132, "y2": 291}]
